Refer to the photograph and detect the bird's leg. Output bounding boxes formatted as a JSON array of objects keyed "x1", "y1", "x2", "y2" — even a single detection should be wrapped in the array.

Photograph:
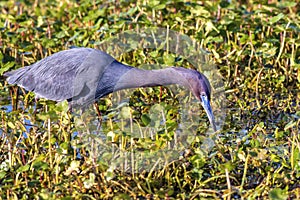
[
  {"x1": 33, "y1": 97, "x2": 40, "y2": 115},
  {"x1": 15, "y1": 87, "x2": 19, "y2": 111},
  {"x1": 159, "y1": 86, "x2": 163, "y2": 103},
  {"x1": 93, "y1": 102, "x2": 102, "y2": 124},
  {"x1": 10, "y1": 86, "x2": 19, "y2": 111},
  {"x1": 67, "y1": 102, "x2": 73, "y2": 113},
  {"x1": 9, "y1": 87, "x2": 14, "y2": 110}
]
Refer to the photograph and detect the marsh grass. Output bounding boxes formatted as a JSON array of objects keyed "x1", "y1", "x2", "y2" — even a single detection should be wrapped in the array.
[{"x1": 0, "y1": 0, "x2": 299, "y2": 199}]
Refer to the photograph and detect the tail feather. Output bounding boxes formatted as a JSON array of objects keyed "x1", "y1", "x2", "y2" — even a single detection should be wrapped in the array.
[
  {"x1": 3, "y1": 70, "x2": 14, "y2": 78},
  {"x1": 4, "y1": 67, "x2": 28, "y2": 85}
]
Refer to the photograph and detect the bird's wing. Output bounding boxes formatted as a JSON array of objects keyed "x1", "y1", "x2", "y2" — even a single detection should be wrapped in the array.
[{"x1": 5, "y1": 48, "x2": 115, "y2": 103}]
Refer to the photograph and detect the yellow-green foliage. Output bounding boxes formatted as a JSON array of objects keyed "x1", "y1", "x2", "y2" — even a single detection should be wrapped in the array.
[{"x1": 0, "y1": 0, "x2": 299, "y2": 199}]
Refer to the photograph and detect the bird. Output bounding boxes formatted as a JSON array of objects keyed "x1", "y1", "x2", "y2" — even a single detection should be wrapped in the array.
[{"x1": 4, "y1": 47, "x2": 217, "y2": 131}]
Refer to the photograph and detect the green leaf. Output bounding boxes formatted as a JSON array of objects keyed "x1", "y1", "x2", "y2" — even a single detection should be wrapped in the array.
[
  {"x1": 120, "y1": 107, "x2": 131, "y2": 119},
  {"x1": 0, "y1": 171, "x2": 6, "y2": 179},
  {"x1": 0, "y1": 62, "x2": 15, "y2": 75},
  {"x1": 163, "y1": 54, "x2": 175, "y2": 66},
  {"x1": 32, "y1": 161, "x2": 49, "y2": 171},
  {"x1": 148, "y1": 0, "x2": 160, "y2": 8},
  {"x1": 0, "y1": 51, "x2": 3, "y2": 61},
  {"x1": 36, "y1": 113, "x2": 50, "y2": 121},
  {"x1": 141, "y1": 114, "x2": 151, "y2": 126},
  {"x1": 205, "y1": 21, "x2": 219, "y2": 33},
  {"x1": 269, "y1": 188, "x2": 288, "y2": 200},
  {"x1": 83, "y1": 173, "x2": 95, "y2": 189},
  {"x1": 56, "y1": 31, "x2": 66, "y2": 38},
  {"x1": 149, "y1": 51, "x2": 158, "y2": 58},
  {"x1": 17, "y1": 164, "x2": 30, "y2": 172},
  {"x1": 61, "y1": 197, "x2": 72, "y2": 200},
  {"x1": 64, "y1": 160, "x2": 80, "y2": 176},
  {"x1": 284, "y1": 120, "x2": 296, "y2": 130},
  {"x1": 269, "y1": 13, "x2": 285, "y2": 24},
  {"x1": 190, "y1": 6, "x2": 211, "y2": 17},
  {"x1": 154, "y1": 4, "x2": 166, "y2": 10},
  {"x1": 7, "y1": 121, "x2": 15, "y2": 129},
  {"x1": 37, "y1": 16, "x2": 44, "y2": 27},
  {"x1": 279, "y1": 1, "x2": 297, "y2": 8},
  {"x1": 114, "y1": 193, "x2": 131, "y2": 200}
]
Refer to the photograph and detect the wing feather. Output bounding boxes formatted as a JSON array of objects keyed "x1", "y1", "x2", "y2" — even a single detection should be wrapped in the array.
[{"x1": 4, "y1": 48, "x2": 112, "y2": 102}]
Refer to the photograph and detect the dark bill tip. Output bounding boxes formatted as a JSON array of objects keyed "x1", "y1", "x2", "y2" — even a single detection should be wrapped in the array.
[{"x1": 200, "y1": 95, "x2": 217, "y2": 132}]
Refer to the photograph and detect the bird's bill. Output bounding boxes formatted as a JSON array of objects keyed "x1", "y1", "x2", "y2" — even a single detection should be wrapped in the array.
[{"x1": 200, "y1": 95, "x2": 217, "y2": 132}]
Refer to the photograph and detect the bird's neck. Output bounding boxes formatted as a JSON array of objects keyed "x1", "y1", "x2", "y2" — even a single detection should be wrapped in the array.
[{"x1": 113, "y1": 67, "x2": 191, "y2": 92}]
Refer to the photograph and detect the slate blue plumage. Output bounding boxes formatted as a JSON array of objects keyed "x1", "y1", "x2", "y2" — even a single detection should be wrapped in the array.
[{"x1": 4, "y1": 47, "x2": 217, "y2": 131}]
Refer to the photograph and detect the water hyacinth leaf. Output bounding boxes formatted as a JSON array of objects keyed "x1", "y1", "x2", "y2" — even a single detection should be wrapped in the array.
[
  {"x1": 17, "y1": 164, "x2": 30, "y2": 173},
  {"x1": 37, "y1": 16, "x2": 44, "y2": 27},
  {"x1": 205, "y1": 21, "x2": 219, "y2": 33},
  {"x1": 15, "y1": 121, "x2": 27, "y2": 132},
  {"x1": 163, "y1": 53, "x2": 175, "y2": 66},
  {"x1": 269, "y1": 13, "x2": 285, "y2": 24},
  {"x1": 64, "y1": 160, "x2": 80, "y2": 176},
  {"x1": 127, "y1": 7, "x2": 137, "y2": 15},
  {"x1": 36, "y1": 113, "x2": 51, "y2": 121},
  {"x1": 292, "y1": 147, "x2": 300, "y2": 169},
  {"x1": 83, "y1": 173, "x2": 95, "y2": 189},
  {"x1": 148, "y1": 0, "x2": 160, "y2": 8},
  {"x1": 7, "y1": 121, "x2": 15, "y2": 129},
  {"x1": 279, "y1": 1, "x2": 297, "y2": 8},
  {"x1": 0, "y1": 62, "x2": 15, "y2": 75},
  {"x1": 120, "y1": 106, "x2": 131, "y2": 119},
  {"x1": 190, "y1": 154, "x2": 206, "y2": 168},
  {"x1": 141, "y1": 114, "x2": 151, "y2": 126},
  {"x1": 284, "y1": 121, "x2": 296, "y2": 130},
  {"x1": 61, "y1": 197, "x2": 72, "y2": 200},
  {"x1": 149, "y1": 51, "x2": 158, "y2": 58},
  {"x1": 153, "y1": 4, "x2": 165, "y2": 10},
  {"x1": 114, "y1": 194, "x2": 131, "y2": 200},
  {"x1": 0, "y1": 171, "x2": 6, "y2": 179},
  {"x1": 220, "y1": 0, "x2": 230, "y2": 8},
  {"x1": 42, "y1": 38, "x2": 56, "y2": 48},
  {"x1": 56, "y1": 31, "x2": 66, "y2": 39},
  {"x1": 32, "y1": 161, "x2": 49, "y2": 171},
  {"x1": 55, "y1": 101, "x2": 69, "y2": 113},
  {"x1": 0, "y1": 0, "x2": 299, "y2": 198},
  {"x1": 269, "y1": 188, "x2": 288, "y2": 200},
  {"x1": 190, "y1": 6, "x2": 211, "y2": 17},
  {"x1": 107, "y1": 131, "x2": 118, "y2": 142}
]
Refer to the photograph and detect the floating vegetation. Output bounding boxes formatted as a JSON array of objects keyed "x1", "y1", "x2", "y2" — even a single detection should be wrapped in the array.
[{"x1": 0, "y1": 0, "x2": 299, "y2": 199}]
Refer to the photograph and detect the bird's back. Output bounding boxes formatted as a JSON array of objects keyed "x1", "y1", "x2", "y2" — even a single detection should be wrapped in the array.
[{"x1": 4, "y1": 48, "x2": 116, "y2": 104}]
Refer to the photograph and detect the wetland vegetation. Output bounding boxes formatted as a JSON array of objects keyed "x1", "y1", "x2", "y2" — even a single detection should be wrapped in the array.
[{"x1": 0, "y1": 0, "x2": 299, "y2": 199}]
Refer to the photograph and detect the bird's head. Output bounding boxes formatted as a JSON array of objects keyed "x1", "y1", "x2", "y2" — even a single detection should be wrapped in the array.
[{"x1": 173, "y1": 67, "x2": 217, "y2": 131}]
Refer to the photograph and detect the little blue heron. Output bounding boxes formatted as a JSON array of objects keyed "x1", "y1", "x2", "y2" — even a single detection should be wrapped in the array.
[{"x1": 4, "y1": 47, "x2": 217, "y2": 131}]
